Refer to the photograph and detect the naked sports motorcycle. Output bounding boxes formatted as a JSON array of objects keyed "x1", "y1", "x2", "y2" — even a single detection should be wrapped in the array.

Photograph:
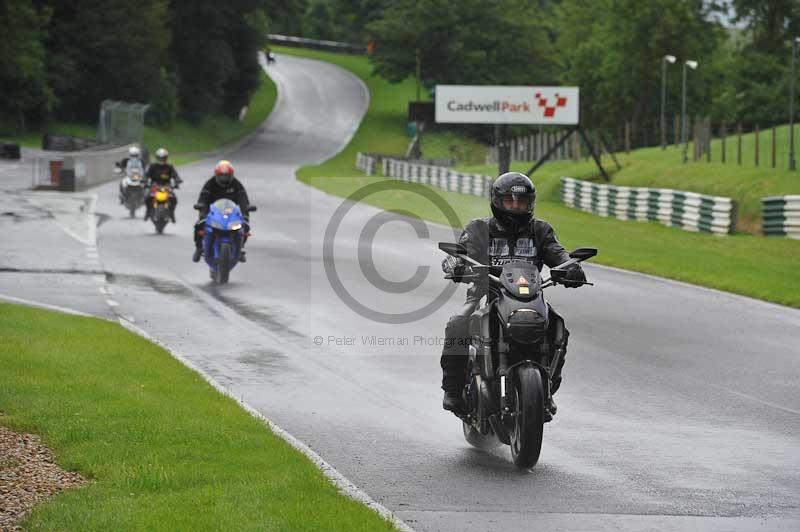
[{"x1": 439, "y1": 242, "x2": 597, "y2": 469}]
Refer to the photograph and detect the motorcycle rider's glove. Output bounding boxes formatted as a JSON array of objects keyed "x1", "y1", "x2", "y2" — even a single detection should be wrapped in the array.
[
  {"x1": 442, "y1": 255, "x2": 467, "y2": 282},
  {"x1": 562, "y1": 265, "x2": 587, "y2": 288}
]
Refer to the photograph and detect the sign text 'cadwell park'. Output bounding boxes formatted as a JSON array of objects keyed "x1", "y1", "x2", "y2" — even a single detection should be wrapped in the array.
[{"x1": 435, "y1": 85, "x2": 580, "y2": 125}]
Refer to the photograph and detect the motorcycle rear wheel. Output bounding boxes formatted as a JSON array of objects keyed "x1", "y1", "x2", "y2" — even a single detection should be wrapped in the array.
[
  {"x1": 510, "y1": 366, "x2": 545, "y2": 469},
  {"x1": 217, "y1": 242, "x2": 231, "y2": 284}
]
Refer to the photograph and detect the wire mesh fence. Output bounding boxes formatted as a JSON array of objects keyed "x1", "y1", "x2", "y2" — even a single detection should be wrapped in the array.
[{"x1": 97, "y1": 100, "x2": 150, "y2": 145}]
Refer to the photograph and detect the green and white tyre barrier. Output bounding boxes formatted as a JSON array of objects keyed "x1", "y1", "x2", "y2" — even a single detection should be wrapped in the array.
[
  {"x1": 560, "y1": 177, "x2": 737, "y2": 235},
  {"x1": 762, "y1": 195, "x2": 800, "y2": 239},
  {"x1": 381, "y1": 158, "x2": 492, "y2": 197},
  {"x1": 356, "y1": 152, "x2": 377, "y2": 176}
]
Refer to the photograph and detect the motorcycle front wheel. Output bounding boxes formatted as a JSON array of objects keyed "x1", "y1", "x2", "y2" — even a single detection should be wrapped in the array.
[{"x1": 510, "y1": 365, "x2": 545, "y2": 469}]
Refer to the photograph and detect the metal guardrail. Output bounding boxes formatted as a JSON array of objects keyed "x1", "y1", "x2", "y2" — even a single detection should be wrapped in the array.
[
  {"x1": 762, "y1": 195, "x2": 800, "y2": 239},
  {"x1": 268, "y1": 34, "x2": 366, "y2": 55},
  {"x1": 560, "y1": 177, "x2": 737, "y2": 235}
]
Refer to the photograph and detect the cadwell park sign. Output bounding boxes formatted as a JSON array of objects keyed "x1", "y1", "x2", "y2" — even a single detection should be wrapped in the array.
[{"x1": 435, "y1": 85, "x2": 580, "y2": 125}]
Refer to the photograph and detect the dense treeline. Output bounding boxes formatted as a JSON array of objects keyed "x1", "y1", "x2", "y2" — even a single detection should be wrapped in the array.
[
  {"x1": 2, "y1": 0, "x2": 799, "y2": 137},
  {"x1": 295, "y1": 0, "x2": 800, "y2": 134},
  {"x1": 0, "y1": 0, "x2": 283, "y2": 133}
]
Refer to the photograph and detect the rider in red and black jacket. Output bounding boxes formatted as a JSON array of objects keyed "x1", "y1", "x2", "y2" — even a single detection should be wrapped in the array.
[{"x1": 192, "y1": 160, "x2": 251, "y2": 262}]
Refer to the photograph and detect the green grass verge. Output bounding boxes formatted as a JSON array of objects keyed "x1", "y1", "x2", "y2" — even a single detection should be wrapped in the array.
[
  {"x1": 308, "y1": 175, "x2": 800, "y2": 308},
  {"x1": 3, "y1": 70, "x2": 277, "y2": 167},
  {"x1": 0, "y1": 302, "x2": 393, "y2": 531}
]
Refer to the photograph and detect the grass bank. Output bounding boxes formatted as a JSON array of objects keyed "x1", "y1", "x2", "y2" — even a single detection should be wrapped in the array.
[
  {"x1": 4, "y1": 70, "x2": 277, "y2": 167},
  {"x1": 460, "y1": 132, "x2": 799, "y2": 233},
  {"x1": 275, "y1": 46, "x2": 799, "y2": 308},
  {"x1": 0, "y1": 302, "x2": 393, "y2": 530}
]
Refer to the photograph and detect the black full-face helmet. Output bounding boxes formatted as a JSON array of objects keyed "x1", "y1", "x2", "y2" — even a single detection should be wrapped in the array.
[{"x1": 490, "y1": 172, "x2": 537, "y2": 229}]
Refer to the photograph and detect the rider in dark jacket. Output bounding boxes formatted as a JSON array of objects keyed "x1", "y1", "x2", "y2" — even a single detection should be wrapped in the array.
[
  {"x1": 192, "y1": 160, "x2": 251, "y2": 262},
  {"x1": 144, "y1": 148, "x2": 181, "y2": 222},
  {"x1": 440, "y1": 172, "x2": 586, "y2": 415}
]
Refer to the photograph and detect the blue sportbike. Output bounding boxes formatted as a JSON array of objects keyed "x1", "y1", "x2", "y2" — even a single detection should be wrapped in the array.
[{"x1": 196, "y1": 199, "x2": 256, "y2": 284}]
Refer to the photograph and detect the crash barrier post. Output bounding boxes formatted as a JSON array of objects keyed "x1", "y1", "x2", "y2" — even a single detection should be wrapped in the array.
[
  {"x1": 560, "y1": 177, "x2": 737, "y2": 235},
  {"x1": 762, "y1": 195, "x2": 800, "y2": 239},
  {"x1": 378, "y1": 156, "x2": 492, "y2": 198},
  {"x1": 1, "y1": 142, "x2": 21, "y2": 160},
  {"x1": 32, "y1": 144, "x2": 138, "y2": 191}
]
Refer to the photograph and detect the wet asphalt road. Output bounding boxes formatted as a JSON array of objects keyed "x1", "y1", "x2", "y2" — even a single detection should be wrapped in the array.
[{"x1": 2, "y1": 54, "x2": 800, "y2": 531}]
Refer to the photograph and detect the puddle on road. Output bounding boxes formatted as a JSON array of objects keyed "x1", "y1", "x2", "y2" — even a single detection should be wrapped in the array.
[
  {"x1": 236, "y1": 348, "x2": 300, "y2": 384},
  {"x1": 106, "y1": 272, "x2": 194, "y2": 298}
]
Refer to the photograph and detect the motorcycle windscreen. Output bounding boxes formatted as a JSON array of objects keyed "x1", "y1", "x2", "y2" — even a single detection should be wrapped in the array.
[{"x1": 211, "y1": 199, "x2": 239, "y2": 217}]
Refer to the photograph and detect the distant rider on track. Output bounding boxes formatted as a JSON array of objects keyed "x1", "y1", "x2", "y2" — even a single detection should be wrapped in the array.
[
  {"x1": 144, "y1": 147, "x2": 181, "y2": 222},
  {"x1": 192, "y1": 160, "x2": 251, "y2": 263}
]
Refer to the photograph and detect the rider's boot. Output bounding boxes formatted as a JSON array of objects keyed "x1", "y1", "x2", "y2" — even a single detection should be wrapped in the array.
[
  {"x1": 238, "y1": 249, "x2": 246, "y2": 263},
  {"x1": 192, "y1": 246, "x2": 203, "y2": 263},
  {"x1": 442, "y1": 388, "x2": 466, "y2": 415},
  {"x1": 143, "y1": 205, "x2": 151, "y2": 221},
  {"x1": 170, "y1": 208, "x2": 176, "y2": 223}
]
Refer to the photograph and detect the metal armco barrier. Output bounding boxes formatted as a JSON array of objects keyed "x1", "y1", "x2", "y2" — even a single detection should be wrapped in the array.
[
  {"x1": 762, "y1": 195, "x2": 800, "y2": 239},
  {"x1": 560, "y1": 177, "x2": 737, "y2": 235},
  {"x1": 356, "y1": 153, "x2": 491, "y2": 197}
]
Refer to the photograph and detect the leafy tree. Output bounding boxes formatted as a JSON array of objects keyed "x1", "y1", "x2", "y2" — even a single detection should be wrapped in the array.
[
  {"x1": 170, "y1": 0, "x2": 272, "y2": 123},
  {"x1": 555, "y1": 0, "x2": 723, "y2": 132},
  {"x1": 721, "y1": 0, "x2": 800, "y2": 125},
  {"x1": 366, "y1": 0, "x2": 557, "y2": 88},
  {"x1": 41, "y1": 0, "x2": 170, "y2": 122},
  {"x1": 0, "y1": 0, "x2": 53, "y2": 133}
]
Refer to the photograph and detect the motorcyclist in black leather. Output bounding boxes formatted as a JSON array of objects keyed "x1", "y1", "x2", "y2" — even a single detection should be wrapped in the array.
[
  {"x1": 144, "y1": 148, "x2": 181, "y2": 222},
  {"x1": 441, "y1": 172, "x2": 586, "y2": 415},
  {"x1": 192, "y1": 160, "x2": 251, "y2": 263}
]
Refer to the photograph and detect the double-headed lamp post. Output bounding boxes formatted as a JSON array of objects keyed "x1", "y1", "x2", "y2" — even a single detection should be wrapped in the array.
[
  {"x1": 682, "y1": 60, "x2": 699, "y2": 164},
  {"x1": 790, "y1": 37, "x2": 799, "y2": 171},
  {"x1": 662, "y1": 55, "x2": 677, "y2": 150}
]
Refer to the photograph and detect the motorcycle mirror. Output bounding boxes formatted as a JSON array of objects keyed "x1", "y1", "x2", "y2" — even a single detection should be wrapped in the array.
[
  {"x1": 113, "y1": 167, "x2": 122, "y2": 175},
  {"x1": 438, "y1": 242, "x2": 467, "y2": 257},
  {"x1": 550, "y1": 268, "x2": 568, "y2": 281},
  {"x1": 193, "y1": 204, "x2": 204, "y2": 210},
  {"x1": 569, "y1": 248, "x2": 598, "y2": 260},
  {"x1": 247, "y1": 205, "x2": 257, "y2": 212}
]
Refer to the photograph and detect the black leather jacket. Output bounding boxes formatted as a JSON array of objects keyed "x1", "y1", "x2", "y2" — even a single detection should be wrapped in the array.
[
  {"x1": 146, "y1": 163, "x2": 180, "y2": 187},
  {"x1": 446, "y1": 216, "x2": 585, "y2": 292}
]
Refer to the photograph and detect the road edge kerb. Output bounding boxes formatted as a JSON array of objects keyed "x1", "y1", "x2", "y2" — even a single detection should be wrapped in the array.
[
  {"x1": 116, "y1": 318, "x2": 415, "y2": 532},
  {"x1": 0, "y1": 294, "x2": 95, "y2": 318}
]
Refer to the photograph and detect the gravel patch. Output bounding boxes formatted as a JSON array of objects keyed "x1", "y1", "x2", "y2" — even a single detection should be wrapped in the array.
[{"x1": 0, "y1": 419, "x2": 86, "y2": 531}]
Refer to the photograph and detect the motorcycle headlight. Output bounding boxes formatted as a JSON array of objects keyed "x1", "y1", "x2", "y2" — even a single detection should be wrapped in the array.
[
  {"x1": 228, "y1": 222, "x2": 242, "y2": 231},
  {"x1": 154, "y1": 191, "x2": 169, "y2": 202},
  {"x1": 210, "y1": 220, "x2": 225, "y2": 230}
]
